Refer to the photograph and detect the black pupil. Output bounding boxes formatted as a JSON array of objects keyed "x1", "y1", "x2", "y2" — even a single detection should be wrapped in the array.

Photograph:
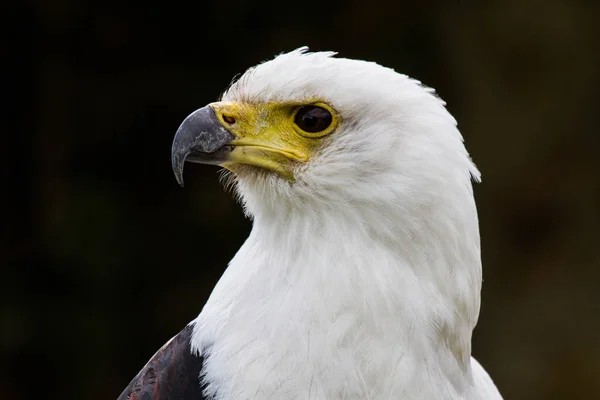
[{"x1": 295, "y1": 106, "x2": 333, "y2": 133}]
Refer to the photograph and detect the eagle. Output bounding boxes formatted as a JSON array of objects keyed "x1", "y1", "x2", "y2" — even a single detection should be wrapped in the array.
[{"x1": 117, "y1": 48, "x2": 503, "y2": 400}]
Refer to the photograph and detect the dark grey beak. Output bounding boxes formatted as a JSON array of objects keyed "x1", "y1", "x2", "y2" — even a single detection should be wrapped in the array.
[{"x1": 171, "y1": 106, "x2": 236, "y2": 186}]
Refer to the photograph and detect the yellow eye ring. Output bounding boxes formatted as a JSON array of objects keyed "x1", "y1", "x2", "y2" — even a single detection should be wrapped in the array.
[{"x1": 292, "y1": 102, "x2": 339, "y2": 138}]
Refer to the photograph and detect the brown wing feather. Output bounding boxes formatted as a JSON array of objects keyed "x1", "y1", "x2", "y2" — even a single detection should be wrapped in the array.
[{"x1": 117, "y1": 324, "x2": 207, "y2": 400}]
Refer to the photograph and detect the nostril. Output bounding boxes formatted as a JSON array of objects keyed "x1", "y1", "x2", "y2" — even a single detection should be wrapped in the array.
[{"x1": 223, "y1": 114, "x2": 236, "y2": 125}]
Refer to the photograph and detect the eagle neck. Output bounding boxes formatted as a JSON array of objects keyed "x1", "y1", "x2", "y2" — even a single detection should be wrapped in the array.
[{"x1": 193, "y1": 200, "x2": 481, "y2": 399}]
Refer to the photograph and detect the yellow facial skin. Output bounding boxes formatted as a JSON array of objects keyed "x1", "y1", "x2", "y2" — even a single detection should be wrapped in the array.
[{"x1": 210, "y1": 101, "x2": 340, "y2": 181}]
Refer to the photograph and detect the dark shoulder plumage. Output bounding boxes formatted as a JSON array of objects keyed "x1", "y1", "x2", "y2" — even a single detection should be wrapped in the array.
[{"x1": 117, "y1": 324, "x2": 206, "y2": 400}]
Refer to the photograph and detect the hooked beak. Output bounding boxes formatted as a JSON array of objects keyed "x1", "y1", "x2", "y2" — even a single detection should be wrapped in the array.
[{"x1": 171, "y1": 106, "x2": 235, "y2": 186}]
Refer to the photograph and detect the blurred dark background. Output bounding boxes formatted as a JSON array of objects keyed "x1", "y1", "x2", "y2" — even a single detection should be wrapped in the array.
[{"x1": 3, "y1": 0, "x2": 599, "y2": 399}]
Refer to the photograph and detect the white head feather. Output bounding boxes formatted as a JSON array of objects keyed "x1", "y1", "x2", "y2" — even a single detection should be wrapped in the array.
[{"x1": 191, "y1": 48, "x2": 500, "y2": 400}]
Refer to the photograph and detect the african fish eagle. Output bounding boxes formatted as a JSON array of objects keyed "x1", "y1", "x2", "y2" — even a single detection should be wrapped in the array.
[{"x1": 117, "y1": 48, "x2": 503, "y2": 400}]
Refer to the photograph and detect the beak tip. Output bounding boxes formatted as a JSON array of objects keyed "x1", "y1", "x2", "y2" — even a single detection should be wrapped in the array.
[
  {"x1": 173, "y1": 170, "x2": 185, "y2": 187},
  {"x1": 171, "y1": 105, "x2": 234, "y2": 187},
  {"x1": 171, "y1": 151, "x2": 186, "y2": 187}
]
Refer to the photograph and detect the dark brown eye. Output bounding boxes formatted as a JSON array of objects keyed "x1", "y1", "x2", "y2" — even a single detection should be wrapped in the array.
[{"x1": 294, "y1": 106, "x2": 333, "y2": 133}]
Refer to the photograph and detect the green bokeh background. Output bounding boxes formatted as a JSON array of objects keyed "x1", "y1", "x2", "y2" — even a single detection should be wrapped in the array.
[{"x1": 3, "y1": 0, "x2": 599, "y2": 399}]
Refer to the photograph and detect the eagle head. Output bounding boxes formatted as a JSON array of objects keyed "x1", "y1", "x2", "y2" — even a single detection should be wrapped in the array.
[{"x1": 172, "y1": 47, "x2": 480, "y2": 225}]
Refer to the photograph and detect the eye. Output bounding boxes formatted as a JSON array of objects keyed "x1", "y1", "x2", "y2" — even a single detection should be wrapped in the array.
[{"x1": 294, "y1": 106, "x2": 333, "y2": 133}]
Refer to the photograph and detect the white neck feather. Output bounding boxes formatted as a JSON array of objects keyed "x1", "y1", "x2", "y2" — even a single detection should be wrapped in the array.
[{"x1": 192, "y1": 187, "x2": 482, "y2": 399}]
